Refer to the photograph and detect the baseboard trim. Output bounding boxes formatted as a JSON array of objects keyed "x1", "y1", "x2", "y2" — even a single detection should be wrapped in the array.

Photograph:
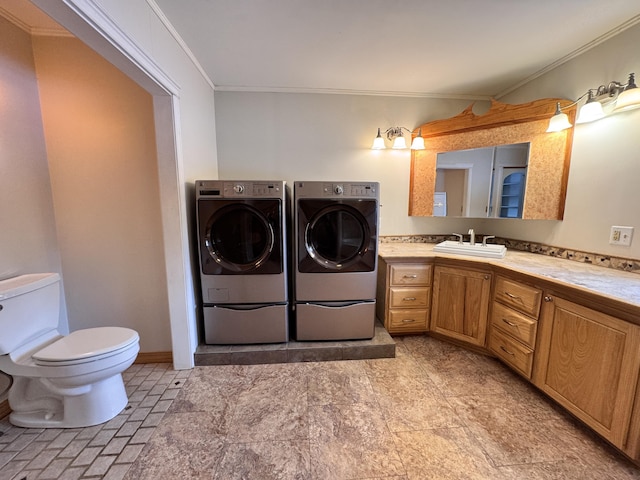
[
  {"x1": 0, "y1": 399, "x2": 10, "y2": 420},
  {"x1": 134, "y1": 351, "x2": 173, "y2": 364}
]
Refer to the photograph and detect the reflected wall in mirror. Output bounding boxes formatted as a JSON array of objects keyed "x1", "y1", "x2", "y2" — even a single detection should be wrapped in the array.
[
  {"x1": 434, "y1": 142, "x2": 530, "y2": 218},
  {"x1": 409, "y1": 99, "x2": 576, "y2": 220}
]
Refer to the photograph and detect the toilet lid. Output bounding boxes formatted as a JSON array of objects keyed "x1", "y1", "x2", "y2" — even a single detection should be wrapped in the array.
[{"x1": 33, "y1": 327, "x2": 139, "y2": 364}]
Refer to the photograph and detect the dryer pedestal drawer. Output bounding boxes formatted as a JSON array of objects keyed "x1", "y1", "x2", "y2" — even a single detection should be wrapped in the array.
[
  {"x1": 295, "y1": 301, "x2": 375, "y2": 341},
  {"x1": 203, "y1": 304, "x2": 288, "y2": 344}
]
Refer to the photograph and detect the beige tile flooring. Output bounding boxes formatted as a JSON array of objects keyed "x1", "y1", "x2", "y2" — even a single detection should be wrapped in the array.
[{"x1": 2, "y1": 336, "x2": 640, "y2": 479}]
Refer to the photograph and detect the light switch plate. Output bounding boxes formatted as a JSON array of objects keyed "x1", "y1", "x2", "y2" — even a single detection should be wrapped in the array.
[{"x1": 609, "y1": 226, "x2": 634, "y2": 246}]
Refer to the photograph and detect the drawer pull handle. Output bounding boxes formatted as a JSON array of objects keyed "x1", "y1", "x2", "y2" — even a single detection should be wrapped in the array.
[
  {"x1": 402, "y1": 318, "x2": 416, "y2": 323},
  {"x1": 500, "y1": 345, "x2": 516, "y2": 356},
  {"x1": 403, "y1": 297, "x2": 417, "y2": 301},
  {"x1": 502, "y1": 318, "x2": 518, "y2": 328},
  {"x1": 403, "y1": 274, "x2": 418, "y2": 278},
  {"x1": 505, "y1": 292, "x2": 521, "y2": 300}
]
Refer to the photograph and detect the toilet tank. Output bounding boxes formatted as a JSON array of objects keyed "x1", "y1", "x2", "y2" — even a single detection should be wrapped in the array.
[{"x1": 0, "y1": 273, "x2": 61, "y2": 355}]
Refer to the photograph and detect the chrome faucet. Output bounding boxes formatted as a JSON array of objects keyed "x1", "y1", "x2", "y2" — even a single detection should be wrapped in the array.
[
  {"x1": 468, "y1": 229, "x2": 475, "y2": 245},
  {"x1": 482, "y1": 235, "x2": 495, "y2": 246}
]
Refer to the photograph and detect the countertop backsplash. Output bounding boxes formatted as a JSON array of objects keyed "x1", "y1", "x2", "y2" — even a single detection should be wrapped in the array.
[{"x1": 379, "y1": 235, "x2": 640, "y2": 275}]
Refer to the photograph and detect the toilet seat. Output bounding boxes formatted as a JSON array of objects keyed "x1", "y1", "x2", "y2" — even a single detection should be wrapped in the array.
[{"x1": 32, "y1": 327, "x2": 139, "y2": 367}]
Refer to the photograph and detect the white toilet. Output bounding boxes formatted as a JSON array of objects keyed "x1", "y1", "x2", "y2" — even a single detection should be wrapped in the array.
[{"x1": 0, "y1": 273, "x2": 140, "y2": 428}]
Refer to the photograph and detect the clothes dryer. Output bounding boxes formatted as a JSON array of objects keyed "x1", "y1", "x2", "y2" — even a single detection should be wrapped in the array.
[
  {"x1": 294, "y1": 181, "x2": 379, "y2": 341},
  {"x1": 196, "y1": 180, "x2": 289, "y2": 344}
]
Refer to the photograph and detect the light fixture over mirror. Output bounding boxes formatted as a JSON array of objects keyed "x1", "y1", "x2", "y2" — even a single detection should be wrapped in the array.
[
  {"x1": 547, "y1": 72, "x2": 640, "y2": 131},
  {"x1": 371, "y1": 127, "x2": 425, "y2": 150}
]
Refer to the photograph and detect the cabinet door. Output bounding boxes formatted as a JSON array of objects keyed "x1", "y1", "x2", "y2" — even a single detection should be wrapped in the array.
[
  {"x1": 533, "y1": 296, "x2": 640, "y2": 448},
  {"x1": 430, "y1": 266, "x2": 492, "y2": 347}
]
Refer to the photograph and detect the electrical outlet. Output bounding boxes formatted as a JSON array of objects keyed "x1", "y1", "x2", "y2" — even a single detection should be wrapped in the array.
[{"x1": 609, "y1": 226, "x2": 634, "y2": 246}]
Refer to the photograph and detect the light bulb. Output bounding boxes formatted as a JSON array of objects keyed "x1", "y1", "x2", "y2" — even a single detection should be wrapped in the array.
[
  {"x1": 371, "y1": 128, "x2": 386, "y2": 149},
  {"x1": 392, "y1": 135, "x2": 407, "y2": 149}
]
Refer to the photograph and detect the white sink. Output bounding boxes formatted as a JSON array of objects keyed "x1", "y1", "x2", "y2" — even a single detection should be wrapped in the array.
[{"x1": 433, "y1": 240, "x2": 506, "y2": 259}]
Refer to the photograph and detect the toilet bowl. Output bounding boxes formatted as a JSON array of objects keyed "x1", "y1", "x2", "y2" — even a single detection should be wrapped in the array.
[{"x1": 0, "y1": 273, "x2": 140, "y2": 428}]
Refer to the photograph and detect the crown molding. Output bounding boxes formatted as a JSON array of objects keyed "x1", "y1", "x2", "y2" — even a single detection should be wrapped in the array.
[
  {"x1": 0, "y1": 6, "x2": 72, "y2": 37},
  {"x1": 496, "y1": 14, "x2": 640, "y2": 99}
]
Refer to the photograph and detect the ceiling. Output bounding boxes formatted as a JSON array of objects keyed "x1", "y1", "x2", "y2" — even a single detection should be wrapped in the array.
[
  {"x1": 4, "y1": 0, "x2": 640, "y2": 99},
  {"x1": 152, "y1": 0, "x2": 640, "y2": 99}
]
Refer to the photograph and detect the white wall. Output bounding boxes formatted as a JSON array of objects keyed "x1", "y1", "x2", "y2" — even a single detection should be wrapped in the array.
[
  {"x1": 492, "y1": 23, "x2": 640, "y2": 259},
  {"x1": 215, "y1": 24, "x2": 640, "y2": 260},
  {"x1": 0, "y1": 17, "x2": 67, "y2": 326},
  {"x1": 214, "y1": 92, "x2": 491, "y2": 236}
]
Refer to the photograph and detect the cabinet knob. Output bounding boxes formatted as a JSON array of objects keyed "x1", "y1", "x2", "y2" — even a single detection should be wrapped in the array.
[
  {"x1": 484, "y1": 275, "x2": 490, "y2": 280},
  {"x1": 544, "y1": 295, "x2": 553, "y2": 302}
]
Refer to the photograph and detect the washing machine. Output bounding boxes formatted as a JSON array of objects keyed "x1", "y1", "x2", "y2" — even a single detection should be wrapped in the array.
[
  {"x1": 196, "y1": 180, "x2": 289, "y2": 344},
  {"x1": 294, "y1": 181, "x2": 379, "y2": 341}
]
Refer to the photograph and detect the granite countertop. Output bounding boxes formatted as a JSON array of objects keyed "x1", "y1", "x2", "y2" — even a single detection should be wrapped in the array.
[{"x1": 378, "y1": 243, "x2": 640, "y2": 311}]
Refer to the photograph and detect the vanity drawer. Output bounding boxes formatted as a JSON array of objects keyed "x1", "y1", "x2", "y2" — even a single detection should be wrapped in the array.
[
  {"x1": 489, "y1": 328, "x2": 534, "y2": 379},
  {"x1": 388, "y1": 309, "x2": 429, "y2": 332},
  {"x1": 389, "y1": 287, "x2": 430, "y2": 308},
  {"x1": 491, "y1": 302, "x2": 538, "y2": 348},
  {"x1": 494, "y1": 276, "x2": 542, "y2": 318},
  {"x1": 390, "y1": 264, "x2": 432, "y2": 286}
]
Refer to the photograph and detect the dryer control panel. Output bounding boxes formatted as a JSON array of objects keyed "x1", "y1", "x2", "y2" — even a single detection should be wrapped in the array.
[{"x1": 319, "y1": 182, "x2": 378, "y2": 198}]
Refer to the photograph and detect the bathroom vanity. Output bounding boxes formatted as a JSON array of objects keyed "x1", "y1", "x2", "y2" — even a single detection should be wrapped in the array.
[{"x1": 377, "y1": 242, "x2": 640, "y2": 463}]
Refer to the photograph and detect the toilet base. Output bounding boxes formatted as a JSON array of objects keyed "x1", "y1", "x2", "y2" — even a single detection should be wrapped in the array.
[{"x1": 9, "y1": 373, "x2": 128, "y2": 428}]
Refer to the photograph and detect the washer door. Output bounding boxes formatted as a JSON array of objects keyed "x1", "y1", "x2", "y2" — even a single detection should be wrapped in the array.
[
  {"x1": 298, "y1": 200, "x2": 377, "y2": 273},
  {"x1": 198, "y1": 200, "x2": 283, "y2": 275}
]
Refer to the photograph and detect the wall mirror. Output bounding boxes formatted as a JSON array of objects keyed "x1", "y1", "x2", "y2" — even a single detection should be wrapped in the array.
[
  {"x1": 409, "y1": 99, "x2": 576, "y2": 220},
  {"x1": 435, "y1": 142, "x2": 530, "y2": 218}
]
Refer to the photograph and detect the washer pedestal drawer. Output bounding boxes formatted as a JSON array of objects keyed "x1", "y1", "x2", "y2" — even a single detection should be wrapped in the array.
[{"x1": 204, "y1": 304, "x2": 288, "y2": 344}]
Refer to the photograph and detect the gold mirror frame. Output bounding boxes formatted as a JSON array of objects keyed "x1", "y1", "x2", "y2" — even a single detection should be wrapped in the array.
[{"x1": 409, "y1": 98, "x2": 576, "y2": 220}]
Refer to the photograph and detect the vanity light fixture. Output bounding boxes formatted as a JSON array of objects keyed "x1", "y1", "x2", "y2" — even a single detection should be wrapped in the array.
[
  {"x1": 411, "y1": 129, "x2": 426, "y2": 150},
  {"x1": 614, "y1": 73, "x2": 640, "y2": 112},
  {"x1": 576, "y1": 90, "x2": 605, "y2": 124},
  {"x1": 547, "y1": 72, "x2": 640, "y2": 132},
  {"x1": 546, "y1": 102, "x2": 573, "y2": 132},
  {"x1": 371, "y1": 126, "x2": 426, "y2": 150}
]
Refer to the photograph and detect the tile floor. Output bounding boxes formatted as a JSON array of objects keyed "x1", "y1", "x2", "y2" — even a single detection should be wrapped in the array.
[
  {"x1": 2, "y1": 336, "x2": 640, "y2": 479},
  {"x1": 0, "y1": 364, "x2": 191, "y2": 480}
]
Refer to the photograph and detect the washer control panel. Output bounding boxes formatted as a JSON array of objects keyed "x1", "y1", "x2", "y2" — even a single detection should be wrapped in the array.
[{"x1": 196, "y1": 180, "x2": 284, "y2": 198}]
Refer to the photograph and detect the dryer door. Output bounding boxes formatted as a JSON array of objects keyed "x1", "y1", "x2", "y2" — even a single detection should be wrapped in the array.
[
  {"x1": 198, "y1": 199, "x2": 283, "y2": 274},
  {"x1": 298, "y1": 199, "x2": 377, "y2": 273}
]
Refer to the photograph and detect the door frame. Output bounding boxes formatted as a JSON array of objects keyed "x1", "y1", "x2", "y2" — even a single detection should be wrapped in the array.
[{"x1": 33, "y1": 0, "x2": 198, "y2": 369}]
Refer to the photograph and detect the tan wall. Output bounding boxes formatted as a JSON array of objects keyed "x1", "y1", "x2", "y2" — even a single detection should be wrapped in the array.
[
  {"x1": 32, "y1": 35, "x2": 172, "y2": 352},
  {"x1": 0, "y1": 17, "x2": 64, "y2": 284}
]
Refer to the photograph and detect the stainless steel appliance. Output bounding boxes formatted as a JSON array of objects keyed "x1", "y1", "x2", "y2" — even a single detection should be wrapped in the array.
[
  {"x1": 196, "y1": 180, "x2": 289, "y2": 344},
  {"x1": 293, "y1": 181, "x2": 379, "y2": 340}
]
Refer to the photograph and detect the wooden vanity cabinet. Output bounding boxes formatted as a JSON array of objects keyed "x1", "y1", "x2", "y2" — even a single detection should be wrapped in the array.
[
  {"x1": 532, "y1": 295, "x2": 640, "y2": 449},
  {"x1": 488, "y1": 276, "x2": 542, "y2": 378},
  {"x1": 430, "y1": 265, "x2": 492, "y2": 347},
  {"x1": 376, "y1": 260, "x2": 433, "y2": 334}
]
